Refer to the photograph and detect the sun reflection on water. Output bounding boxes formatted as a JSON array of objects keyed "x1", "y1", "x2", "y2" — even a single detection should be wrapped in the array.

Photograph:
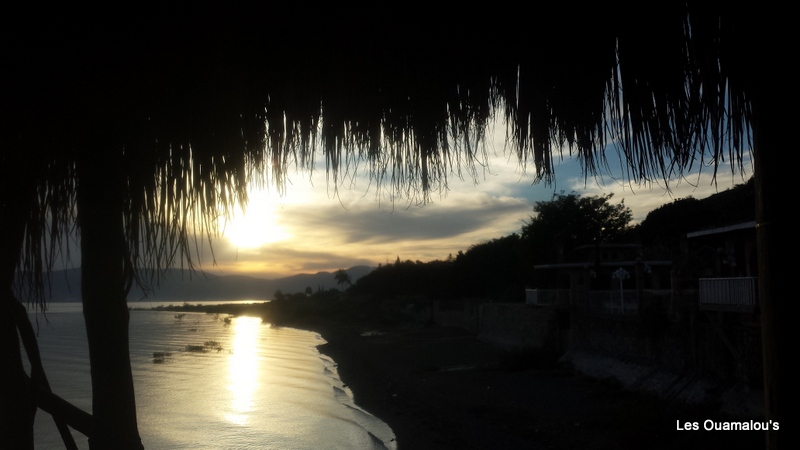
[{"x1": 225, "y1": 316, "x2": 262, "y2": 425}]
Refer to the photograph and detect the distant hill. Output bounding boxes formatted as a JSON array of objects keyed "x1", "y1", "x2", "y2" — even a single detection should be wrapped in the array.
[
  {"x1": 637, "y1": 177, "x2": 755, "y2": 249},
  {"x1": 37, "y1": 266, "x2": 374, "y2": 302}
]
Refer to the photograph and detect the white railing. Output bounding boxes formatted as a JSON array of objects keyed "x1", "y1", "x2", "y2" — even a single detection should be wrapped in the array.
[
  {"x1": 699, "y1": 277, "x2": 757, "y2": 310},
  {"x1": 587, "y1": 290, "x2": 639, "y2": 315},
  {"x1": 525, "y1": 289, "x2": 570, "y2": 306}
]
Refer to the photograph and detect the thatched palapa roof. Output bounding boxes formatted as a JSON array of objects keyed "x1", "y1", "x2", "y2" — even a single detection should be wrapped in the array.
[
  {"x1": 2, "y1": 5, "x2": 781, "y2": 449},
  {"x1": 3, "y1": 7, "x2": 761, "y2": 285}
]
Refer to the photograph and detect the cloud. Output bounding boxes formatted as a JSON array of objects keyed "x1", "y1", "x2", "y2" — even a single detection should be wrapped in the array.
[
  {"x1": 207, "y1": 239, "x2": 376, "y2": 277},
  {"x1": 206, "y1": 126, "x2": 753, "y2": 278},
  {"x1": 281, "y1": 194, "x2": 528, "y2": 243},
  {"x1": 208, "y1": 163, "x2": 537, "y2": 277},
  {"x1": 564, "y1": 158, "x2": 752, "y2": 222}
]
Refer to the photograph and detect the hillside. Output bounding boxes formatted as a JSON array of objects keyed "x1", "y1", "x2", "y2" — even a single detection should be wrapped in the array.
[
  {"x1": 36, "y1": 266, "x2": 374, "y2": 302},
  {"x1": 637, "y1": 177, "x2": 755, "y2": 251}
]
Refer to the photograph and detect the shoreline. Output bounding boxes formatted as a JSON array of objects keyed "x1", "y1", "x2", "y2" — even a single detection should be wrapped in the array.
[
  {"x1": 153, "y1": 301, "x2": 768, "y2": 449},
  {"x1": 296, "y1": 322, "x2": 766, "y2": 450}
]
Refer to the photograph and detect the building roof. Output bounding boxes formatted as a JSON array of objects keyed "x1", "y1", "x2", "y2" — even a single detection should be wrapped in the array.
[
  {"x1": 686, "y1": 221, "x2": 756, "y2": 239},
  {"x1": 534, "y1": 260, "x2": 671, "y2": 270}
]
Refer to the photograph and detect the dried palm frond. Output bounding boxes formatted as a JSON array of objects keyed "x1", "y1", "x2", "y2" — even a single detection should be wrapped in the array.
[{"x1": 2, "y1": 5, "x2": 759, "y2": 307}]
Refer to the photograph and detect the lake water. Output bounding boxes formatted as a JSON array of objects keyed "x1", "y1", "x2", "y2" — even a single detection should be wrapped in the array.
[{"x1": 25, "y1": 302, "x2": 395, "y2": 449}]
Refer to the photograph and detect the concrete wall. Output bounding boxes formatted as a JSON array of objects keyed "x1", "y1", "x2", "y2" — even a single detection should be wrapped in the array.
[
  {"x1": 568, "y1": 304, "x2": 762, "y2": 385},
  {"x1": 457, "y1": 297, "x2": 762, "y2": 415},
  {"x1": 476, "y1": 303, "x2": 561, "y2": 351},
  {"x1": 432, "y1": 299, "x2": 481, "y2": 332},
  {"x1": 564, "y1": 303, "x2": 763, "y2": 415},
  {"x1": 460, "y1": 298, "x2": 761, "y2": 387}
]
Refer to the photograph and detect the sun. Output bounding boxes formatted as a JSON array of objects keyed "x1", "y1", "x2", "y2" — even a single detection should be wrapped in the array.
[{"x1": 222, "y1": 190, "x2": 292, "y2": 249}]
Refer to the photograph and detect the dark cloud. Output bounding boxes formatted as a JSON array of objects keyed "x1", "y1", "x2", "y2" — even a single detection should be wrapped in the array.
[{"x1": 281, "y1": 196, "x2": 530, "y2": 245}]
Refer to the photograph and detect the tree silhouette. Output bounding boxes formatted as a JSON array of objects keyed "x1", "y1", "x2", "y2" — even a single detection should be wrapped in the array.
[
  {"x1": 453, "y1": 235, "x2": 524, "y2": 301},
  {"x1": 333, "y1": 269, "x2": 352, "y2": 291},
  {"x1": 522, "y1": 193, "x2": 633, "y2": 265},
  {"x1": 2, "y1": 8, "x2": 780, "y2": 449}
]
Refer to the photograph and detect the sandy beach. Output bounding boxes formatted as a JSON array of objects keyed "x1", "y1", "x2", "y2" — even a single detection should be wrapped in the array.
[
  {"x1": 159, "y1": 301, "x2": 767, "y2": 449},
  {"x1": 309, "y1": 323, "x2": 766, "y2": 450}
]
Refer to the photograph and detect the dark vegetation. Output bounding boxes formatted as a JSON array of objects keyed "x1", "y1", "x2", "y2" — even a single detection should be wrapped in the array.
[
  {"x1": 155, "y1": 181, "x2": 753, "y2": 330},
  {"x1": 638, "y1": 177, "x2": 755, "y2": 257},
  {"x1": 638, "y1": 177, "x2": 756, "y2": 281},
  {"x1": 4, "y1": 9, "x2": 776, "y2": 449},
  {"x1": 184, "y1": 179, "x2": 755, "y2": 330},
  {"x1": 341, "y1": 180, "x2": 754, "y2": 304},
  {"x1": 184, "y1": 180, "x2": 758, "y2": 341}
]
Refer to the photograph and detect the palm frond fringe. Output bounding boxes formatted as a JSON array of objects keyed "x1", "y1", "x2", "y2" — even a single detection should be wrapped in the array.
[{"x1": 1, "y1": 6, "x2": 761, "y2": 305}]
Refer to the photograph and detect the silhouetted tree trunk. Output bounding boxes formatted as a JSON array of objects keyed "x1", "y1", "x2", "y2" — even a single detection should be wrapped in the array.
[
  {"x1": 0, "y1": 180, "x2": 35, "y2": 448},
  {"x1": 77, "y1": 154, "x2": 143, "y2": 450}
]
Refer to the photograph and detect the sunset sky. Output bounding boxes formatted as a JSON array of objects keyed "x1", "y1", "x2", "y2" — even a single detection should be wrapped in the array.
[{"x1": 205, "y1": 125, "x2": 752, "y2": 280}]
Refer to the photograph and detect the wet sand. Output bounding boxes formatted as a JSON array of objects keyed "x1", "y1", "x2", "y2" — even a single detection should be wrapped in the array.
[{"x1": 310, "y1": 324, "x2": 766, "y2": 450}]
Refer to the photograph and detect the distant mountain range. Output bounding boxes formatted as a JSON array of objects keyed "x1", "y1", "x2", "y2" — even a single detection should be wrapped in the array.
[{"x1": 38, "y1": 266, "x2": 374, "y2": 302}]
